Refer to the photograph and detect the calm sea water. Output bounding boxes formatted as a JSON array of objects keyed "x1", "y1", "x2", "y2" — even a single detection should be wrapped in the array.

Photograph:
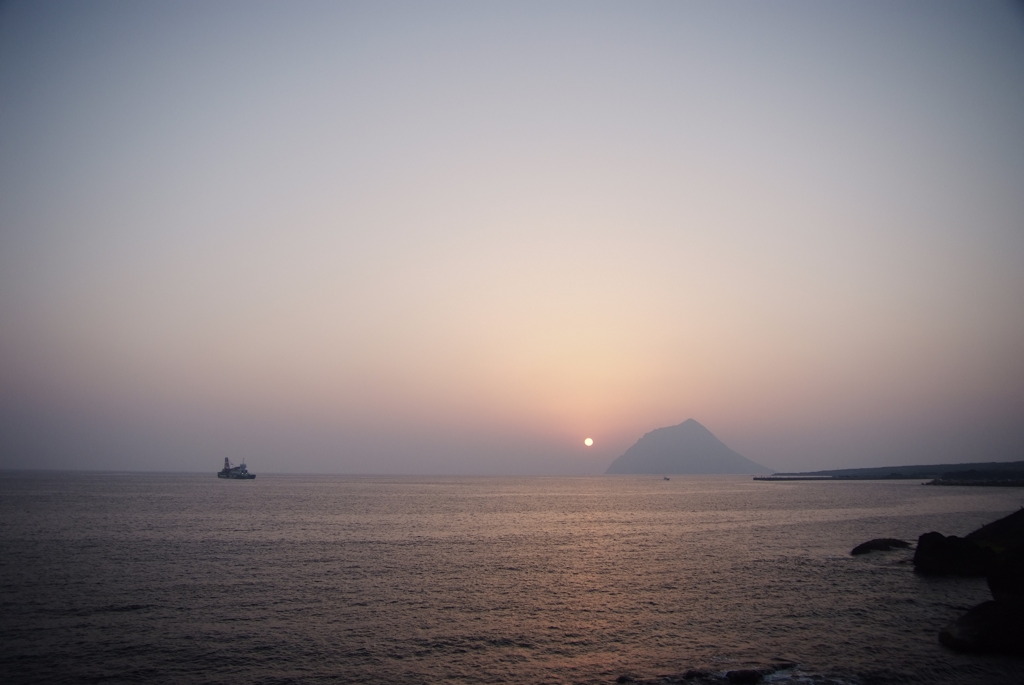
[{"x1": 1, "y1": 472, "x2": 1022, "y2": 684}]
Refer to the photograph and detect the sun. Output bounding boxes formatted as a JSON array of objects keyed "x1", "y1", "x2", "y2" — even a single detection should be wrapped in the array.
[{"x1": 583, "y1": 437, "x2": 594, "y2": 447}]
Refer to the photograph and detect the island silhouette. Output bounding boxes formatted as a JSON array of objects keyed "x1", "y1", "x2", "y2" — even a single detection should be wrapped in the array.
[{"x1": 606, "y1": 419, "x2": 771, "y2": 475}]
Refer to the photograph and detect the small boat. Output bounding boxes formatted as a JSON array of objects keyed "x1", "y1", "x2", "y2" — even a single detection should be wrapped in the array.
[{"x1": 218, "y1": 458, "x2": 256, "y2": 479}]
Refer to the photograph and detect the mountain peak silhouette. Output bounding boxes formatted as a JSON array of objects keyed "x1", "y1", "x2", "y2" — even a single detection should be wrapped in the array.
[{"x1": 605, "y1": 419, "x2": 770, "y2": 474}]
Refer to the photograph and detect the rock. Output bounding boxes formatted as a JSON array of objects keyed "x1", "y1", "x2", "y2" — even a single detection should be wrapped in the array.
[
  {"x1": 681, "y1": 668, "x2": 714, "y2": 680},
  {"x1": 987, "y1": 546, "x2": 1024, "y2": 602},
  {"x1": 913, "y1": 532, "x2": 996, "y2": 576},
  {"x1": 850, "y1": 538, "x2": 911, "y2": 555},
  {"x1": 966, "y1": 507, "x2": 1024, "y2": 552},
  {"x1": 913, "y1": 509, "x2": 1024, "y2": 576},
  {"x1": 725, "y1": 669, "x2": 764, "y2": 684},
  {"x1": 938, "y1": 599, "x2": 1024, "y2": 655}
]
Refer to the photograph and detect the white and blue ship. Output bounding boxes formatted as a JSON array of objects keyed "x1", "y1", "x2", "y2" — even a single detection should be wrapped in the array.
[{"x1": 217, "y1": 458, "x2": 255, "y2": 479}]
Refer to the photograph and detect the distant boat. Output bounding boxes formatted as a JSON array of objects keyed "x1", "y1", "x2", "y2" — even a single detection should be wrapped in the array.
[
  {"x1": 217, "y1": 458, "x2": 255, "y2": 479},
  {"x1": 663, "y1": 476, "x2": 671, "y2": 481}
]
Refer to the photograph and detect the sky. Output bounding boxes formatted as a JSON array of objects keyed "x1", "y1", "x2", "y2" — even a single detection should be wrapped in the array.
[{"x1": 2, "y1": 1, "x2": 1023, "y2": 475}]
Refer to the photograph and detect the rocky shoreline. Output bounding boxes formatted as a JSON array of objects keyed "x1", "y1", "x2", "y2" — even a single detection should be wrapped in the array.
[
  {"x1": 614, "y1": 659, "x2": 848, "y2": 684},
  {"x1": 853, "y1": 508, "x2": 1024, "y2": 656},
  {"x1": 613, "y1": 509, "x2": 1024, "y2": 685}
]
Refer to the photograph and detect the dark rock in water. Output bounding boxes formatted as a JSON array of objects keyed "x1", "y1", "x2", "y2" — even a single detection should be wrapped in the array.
[
  {"x1": 913, "y1": 532, "x2": 996, "y2": 576},
  {"x1": 987, "y1": 546, "x2": 1024, "y2": 602},
  {"x1": 619, "y1": 660, "x2": 799, "y2": 684},
  {"x1": 938, "y1": 599, "x2": 1024, "y2": 655},
  {"x1": 605, "y1": 419, "x2": 771, "y2": 475},
  {"x1": 723, "y1": 661, "x2": 796, "y2": 683},
  {"x1": 915, "y1": 509, "x2": 1024, "y2": 576},
  {"x1": 921, "y1": 509, "x2": 1024, "y2": 655},
  {"x1": 851, "y1": 538, "x2": 911, "y2": 555},
  {"x1": 966, "y1": 507, "x2": 1024, "y2": 552}
]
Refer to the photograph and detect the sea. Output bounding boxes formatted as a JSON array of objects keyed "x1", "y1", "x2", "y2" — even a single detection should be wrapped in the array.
[{"x1": 1, "y1": 472, "x2": 1022, "y2": 685}]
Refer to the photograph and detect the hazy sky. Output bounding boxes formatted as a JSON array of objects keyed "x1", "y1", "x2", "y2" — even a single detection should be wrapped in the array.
[{"x1": 2, "y1": 1, "x2": 1023, "y2": 475}]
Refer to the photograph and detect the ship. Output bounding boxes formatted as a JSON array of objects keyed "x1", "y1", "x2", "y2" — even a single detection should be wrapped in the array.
[{"x1": 217, "y1": 458, "x2": 256, "y2": 479}]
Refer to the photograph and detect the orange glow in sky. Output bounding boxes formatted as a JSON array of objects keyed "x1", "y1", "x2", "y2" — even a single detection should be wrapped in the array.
[{"x1": 1, "y1": 2, "x2": 1022, "y2": 474}]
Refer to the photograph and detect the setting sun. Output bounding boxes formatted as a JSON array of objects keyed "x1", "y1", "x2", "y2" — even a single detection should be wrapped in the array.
[{"x1": 584, "y1": 438, "x2": 594, "y2": 447}]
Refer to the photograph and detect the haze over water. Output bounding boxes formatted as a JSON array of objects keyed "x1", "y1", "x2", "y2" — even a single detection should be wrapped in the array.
[{"x1": 2, "y1": 2, "x2": 1023, "y2": 475}]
